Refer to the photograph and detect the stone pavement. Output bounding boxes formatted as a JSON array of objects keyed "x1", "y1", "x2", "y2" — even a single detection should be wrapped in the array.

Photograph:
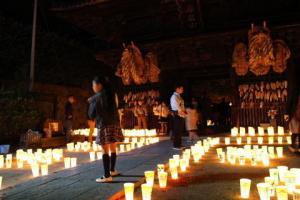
[{"x1": 0, "y1": 138, "x2": 178, "y2": 200}]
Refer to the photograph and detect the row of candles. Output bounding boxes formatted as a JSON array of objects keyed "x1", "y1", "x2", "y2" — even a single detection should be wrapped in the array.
[
  {"x1": 73, "y1": 128, "x2": 157, "y2": 137},
  {"x1": 240, "y1": 166, "x2": 300, "y2": 199},
  {"x1": 122, "y1": 137, "x2": 220, "y2": 200},
  {"x1": 216, "y1": 145, "x2": 284, "y2": 166},
  {"x1": 223, "y1": 136, "x2": 291, "y2": 145},
  {"x1": 231, "y1": 126, "x2": 288, "y2": 137}
]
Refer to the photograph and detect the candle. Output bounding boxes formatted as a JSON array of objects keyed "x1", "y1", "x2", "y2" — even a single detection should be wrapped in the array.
[
  {"x1": 257, "y1": 183, "x2": 270, "y2": 200},
  {"x1": 268, "y1": 147, "x2": 275, "y2": 159},
  {"x1": 268, "y1": 137, "x2": 274, "y2": 144},
  {"x1": 170, "y1": 167, "x2": 178, "y2": 180},
  {"x1": 262, "y1": 154, "x2": 269, "y2": 166},
  {"x1": 225, "y1": 137, "x2": 230, "y2": 145},
  {"x1": 240, "y1": 178, "x2": 251, "y2": 199},
  {"x1": 5, "y1": 154, "x2": 12, "y2": 168},
  {"x1": 119, "y1": 145, "x2": 125, "y2": 153},
  {"x1": 236, "y1": 137, "x2": 242, "y2": 145},
  {"x1": 144, "y1": 171, "x2": 155, "y2": 186},
  {"x1": 276, "y1": 186, "x2": 288, "y2": 200},
  {"x1": 284, "y1": 171, "x2": 296, "y2": 194},
  {"x1": 89, "y1": 152, "x2": 96, "y2": 161},
  {"x1": 96, "y1": 152, "x2": 102, "y2": 160},
  {"x1": 0, "y1": 176, "x2": 2, "y2": 189},
  {"x1": 67, "y1": 143, "x2": 74, "y2": 151},
  {"x1": 246, "y1": 137, "x2": 251, "y2": 144},
  {"x1": 258, "y1": 127, "x2": 264, "y2": 136},
  {"x1": 267, "y1": 127, "x2": 274, "y2": 135},
  {"x1": 276, "y1": 147, "x2": 283, "y2": 158},
  {"x1": 158, "y1": 171, "x2": 168, "y2": 188},
  {"x1": 157, "y1": 164, "x2": 164, "y2": 173},
  {"x1": 180, "y1": 159, "x2": 187, "y2": 172},
  {"x1": 41, "y1": 164, "x2": 48, "y2": 176},
  {"x1": 240, "y1": 127, "x2": 246, "y2": 136},
  {"x1": 258, "y1": 137, "x2": 263, "y2": 144},
  {"x1": 17, "y1": 159, "x2": 23, "y2": 168},
  {"x1": 231, "y1": 127, "x2": 238, "y2": 136},
  {"x1": 141, "y1": 183, "x2": 152, "y2": 200},
  {"x1": 124, "y1": 183, "x2": 134, "y2": 200},
  {"x1": 126, "y1": 144, "x2": 131, "y2": 152},
  {"x1": 64, "y1": 157, "x2": 71, "y2": 169},
  {"x1": 71, "y1": 158, "x2": 77, "y2": 168},
  {"x1": 286, "y1": 136, "x2": 292, "y2": 144},
  {"x1": 264, "y1": 177, "x2": 275, "y2": 197},
  {"x1": 290, "y1": 168, "x2": 300, "y2": 185},
  {"x1": 269, "y1": 168, "x2": 279, "y2": 185},
  {"x1": 278, "y1": 126, "x2": 284, "y2": 135},
  {"x1": 173, "y1": 155, "x2": 180, "y2": 167},
  {"x1": 0, "y1": 155, "x2": 4, "y2": 168},
  {"x1": 193, "y1": 152, "x2": 201, "y2": 163},
  {"x1": 293, "y1": 189, "x2": 300, "y2": 200},
  {"x1": 277, "y1": 166, "x2": 288, "y2": 183},
  {"x1": 31, "y1": 163, "x2": 40, "y2": 177},
  {"x1": 248, "y1": 127, "x2": 255, "y2": 136},
  {"x1": 277, "y1": 137, "x2": 283, "y2": 144}
]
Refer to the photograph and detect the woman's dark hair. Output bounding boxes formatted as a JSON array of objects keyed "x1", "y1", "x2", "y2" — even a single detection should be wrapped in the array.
[{"x1": 93, "y1": 76, "x2": 117, "y2": 109}]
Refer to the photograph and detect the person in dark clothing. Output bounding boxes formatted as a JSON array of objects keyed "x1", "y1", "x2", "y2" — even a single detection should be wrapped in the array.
[
  {"x1": 64, "y1": 95, "x2": 75, "y2": 141},
  {"x1": 88, "y1": 76, "x2": 123, "y2": 183}
]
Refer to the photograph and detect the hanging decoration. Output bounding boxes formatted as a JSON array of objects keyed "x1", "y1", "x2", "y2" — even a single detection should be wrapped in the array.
[
  {"x1": 231, "y1": 22, "x2": 290, "y2": 76},
  {"x1": 115, "y1": 42, "x2": 160, "y2": 85}
]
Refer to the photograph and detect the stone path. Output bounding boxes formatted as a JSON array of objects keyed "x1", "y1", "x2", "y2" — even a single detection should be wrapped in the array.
[{"x1": 0, "y1": 138, "x2": 179, "y2": 200}]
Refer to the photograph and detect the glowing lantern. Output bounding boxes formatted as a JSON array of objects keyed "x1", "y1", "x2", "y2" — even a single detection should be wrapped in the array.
[
  {"x1": 240, "y1": 127, "x2": 246, "y2": 136},
  {"x1": 248, "y1": 127, "x2": 255, "y2": 136},
  {"x1": 278, "y1": 126, "x2": 284, "y2": 135},
  {"x1": 258, "y1": 137, "x2": 264, "y2": 144},
  {"x1": 70, "y1": 158, "x2": 77, "y2": 168},
  {"x1": 67, "y1": 143, "x2": 74, "y2": 151},
  {"x1": 96, "y1": 152, "x2": 102, "y2": 160},
  {"x1": 247, "y1": 137, "x2": 252, "y2": 144},
  {"x1": 180, "y1": 159, "x2": 187, "y2": 172},
  {"x1": 41, "y1": 164, "x2": 48, "y2": 176},
  {"x1": 5, "y1": 154, "x2": 12, "y2": 168},
  {"x1": 258, "y1": 127, "x2": 264, "y2": 136},
  {"x1": 290, "y1": 168, "x2": 300, "y2": 185},
  {"x1": 276, "y1": 147, "x2": 283, "y2": 158},
  {"x1": 17, "y1": 159, "x2": 23, "y2": 168},
  {"x1": 169, "y1": 159, "x2": 176, "y2": 169},
  {"x1": 225, "y1": 137, "x2": 230, "y2": 145},
  {"x1": 264, "y1": 177, "x2": 275, "y2": 197},
  {"x1": 89, "y1": 152, "x2": 96, "y2": 161},
  {"x1": 130, "y1": 142, "x2": 135, "y2": 150},
  {"x1": 126, "y1": 144, "x2": 131, "y2": 152},
  {"x1": 231, "y1": 127, "x2": 238, "y2": 136},
  {"x1": 268, "y1": 147, "x2": 275, "y2": 159},
  {"x1": 284, "y1": 171, "x2": 296, "y2": 194},
  {"x1": 31, "y1": 163, "x2": 40, "y2": 177},
  {"x1": 269, "y1": 168, "x2": 279, "y2": 185},
  {"x1": 157, "y1": 164, "x2": 164, "y2": 173},
  {"x1": 276, "y1": 186, "x2": 288, "y2": 200},
  {"x1": 193, "y1": 152, "x2": 201, "y2": 163},
  {"x1": 257, "y1": 183, "x2": 270, "y2": 200},
  {"x1": 268, "y1": 137, "x2": 274, "y2": 144},
  {"x1": 236, "y1": 137, "x2": 242, "y2": 145},
  {"x1": 0, "y1": 176, "x2": 2, "y2": 189},
  {"x1": 124, "y1": 183, "x2": 134, "y2": 200},
  {"x1": 286, "y1": 136, "x2": 292, "y2": 144},
  {"x1": 277, "y1": 166, "x2": 288, "y2": 182},
  {"x1": 170, "y1": 167, "x2": 178, "y2": 180},
  {"x1": 0, "y1": 155, "x2": 4, "y2": 168},
  {"x1": 240, "y1": 178, "x2": 251, "y2": 199},
  {"x1": 158, "y1": 171, "x2": 168, "y2": 188},
  {"x1": 277, "y1": 137, "x2": 283, "y2": 144},
  {"x1": 75, "y1": 144, "x2": 80, "y2": 152},
  {"x1": 124, "y1": 138, "x2": 130, "y2": 143},
  {"x1": 141, "y1": 183, "x2": 152, "y2": 200},
  {"x1": 64, "y1": 157, "x2": 71, "y2": 169},
  {"x1": 119, "y1": 145, "x2": 125, "y2": 153},
  {"x1": 267, "y1": 127, "x2": 274, "y2": 136},
  {"x1": 173, "y1": 155, "x2": 180, "y2": 167},
  {"x1": 262, "y1": 154, "x2": 269, "y2": 166},
  {"x1": 144, "y1": 171, "x2": 155, "y2": 186}
]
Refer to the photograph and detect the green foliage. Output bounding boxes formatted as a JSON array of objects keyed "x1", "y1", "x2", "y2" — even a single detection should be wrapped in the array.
[{"x1": 0, "y1": 90, "x2": 41, "y2": 144}]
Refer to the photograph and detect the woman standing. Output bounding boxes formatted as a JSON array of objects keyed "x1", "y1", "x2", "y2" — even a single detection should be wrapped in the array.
[
  {"x1": 88, "y1": 77, "x2": 123, "y2": 183},
  {"x1": 185, "y1": 104, "x2": 200, "y2": 143}
]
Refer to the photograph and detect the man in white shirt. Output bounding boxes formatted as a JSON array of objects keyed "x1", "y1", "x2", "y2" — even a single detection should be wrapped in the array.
[{"x1": 170, "y1": 84, "x2": 186, "y2": 149}]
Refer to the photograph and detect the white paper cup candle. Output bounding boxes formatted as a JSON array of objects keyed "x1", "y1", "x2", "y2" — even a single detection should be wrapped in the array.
[
  {"x1": 96, "y1": 152, "x2": 102, "y2": 160},
  {"x1": 64, "y1": 157, "x2": 71, "y2": 169},
  {"x1": 141, "y1": 183, "x2": 152, "y2": 200},
  {"x1": 264, "y1": 177, "x2": 275, "y2": 197},
  {"x1": 277, "y1": 166, "x2": 288, "y2": 183},
  {"x1": 170, "y1": 167, "x2": 178, "y2": 180},
  {"x1": 268, "y1": 137, "x2": 274, "y2": 144},
  {"x1": 180, "y1": 159, "x2": 187, "y2": 172},
  {"x1": 0, "y1": 155, "x2": 4, "y2": 168},
  {"x1": 41, "y1": 164, "x2": 48, "y2": 176},
  {"x1": 157, "y1": 164, "x2": 164, "y2": 173},
  {"x1": 0, "y1": 176, "x2": 2, "y2": 189},
  {"x1": 240, "y1": 127, "x2": 246, "y2": 136},
  {"x1": 258, "y1": 127, "x2": 264, "y2": 136},
  {"x1": 286, "y1": 136, "x2": 292, "y2": 144},
  {"x1": 144, "y1": 171, "x2": 155, "y2": 186},
  {"x1": 276, "y1": 147, "x2": 283, "y2": 158},
  {"x1": 240, "y1": 178, "x2": 251, "y2": 199},
  {"x1": 225, "y1": 137, "x2": 230, "y2": 145},
  {"x1": 247, "y1": 137, "x2": 251, "y2": 144},
  {"x1": 31, "y1": 163, "x2": 40, "y2": 177},
  {"x1": 269, "y1": 168, "x2": 279, "y2": 185},
  {"x1": 236, "y1": 137, "x2": 242, "y2": 145},
  {"x1": 71, "y1": 158, "x2": 77, "y2": 168},
  {"x1": 276, "y1": 186, "x2": 288, "y2": 200},
  {"x1": 158, "y1": 171, "x2": 168, "y2": 188},
  {"x1": 278, "y1": 137, "x2": 283, "y2": 144},
  {"x1": 258, "y1": 137, "x2": 263, "y2": 144},
  {"x1": 124, "y1": 183, "x2": 134, "y2": 200},
  {"x1": 257, "y1": 183, "x2": 270, "y2": 200},
  {"x1": 5, "y1": 154, "x2": 12, "y2": 168},
  {"x1": 89, "y1": 152, "x2": 96, "y2": 161},
  {"x1": 267, "y1": 127, "x2": 274, "y2": 135}
]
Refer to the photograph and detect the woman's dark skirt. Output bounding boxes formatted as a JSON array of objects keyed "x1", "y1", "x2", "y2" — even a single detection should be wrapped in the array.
[{"x1": 96, "y1": 125, "x2": 124, "y2": 145}]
